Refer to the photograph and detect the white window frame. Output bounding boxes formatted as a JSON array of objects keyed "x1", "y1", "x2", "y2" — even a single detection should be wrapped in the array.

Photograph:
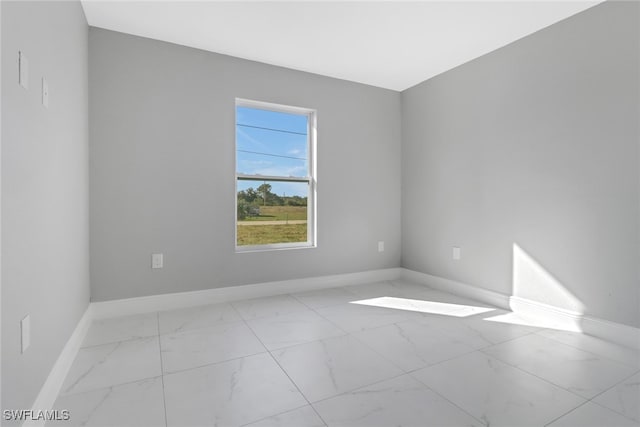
[{"x1": 235, "y1": 98, "x2": 317, "y2": 252}]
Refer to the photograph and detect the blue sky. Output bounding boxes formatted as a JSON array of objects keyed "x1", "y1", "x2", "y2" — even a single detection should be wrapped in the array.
[{"x1": 236, "y1": 106, "x2": 309, "y2": 197}]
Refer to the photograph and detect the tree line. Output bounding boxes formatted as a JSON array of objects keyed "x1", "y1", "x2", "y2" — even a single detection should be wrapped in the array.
[{"x1": 237, "y1": 183, "x2": 307, "y2": 219}]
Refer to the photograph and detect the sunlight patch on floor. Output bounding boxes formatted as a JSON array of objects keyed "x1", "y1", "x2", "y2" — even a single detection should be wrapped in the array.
[
  {"x1": 350, "y1": 297, "x2": 496, "y2": 317},
  {"x1": 483, "y1": 311, "x2": 582, "y2": 332}
]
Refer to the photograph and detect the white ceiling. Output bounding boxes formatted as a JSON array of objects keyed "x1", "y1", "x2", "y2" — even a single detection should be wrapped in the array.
[{"x1": 81, "y1": 1, "x2": 602, "y2": 91}]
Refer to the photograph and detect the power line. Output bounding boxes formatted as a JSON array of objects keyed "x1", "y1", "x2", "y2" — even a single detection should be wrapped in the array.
[
  {"x1": 237, "y1": 123, "x2": 307, "y2": 136},
  {"x1": 237, "y1": 149, "x2": 306, "y2": 161}
]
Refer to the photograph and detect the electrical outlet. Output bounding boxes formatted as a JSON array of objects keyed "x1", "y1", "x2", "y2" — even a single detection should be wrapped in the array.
[
  {"x1": 21, "y1": 315, "x2": 31, "y2": 353},
  {"x1": 151, "y1": 253, "x2": 164, "y2": 269},
  {"x1": 452, "y1": 246, "x2": 461, "y2": 260},
  {"x1": 19, "y1": 51, "x2": 29, "y2": 89},
  {"x1": 378, "y1": 241, "x2": 385, "y2": 252},
  {"x1": 42, "y1": 77, "x2": 49, "y2": 108}
]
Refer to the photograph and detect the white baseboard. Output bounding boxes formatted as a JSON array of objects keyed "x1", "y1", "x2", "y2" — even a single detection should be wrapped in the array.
[
  {"x1": 28, "y1": 266, "x2": 639, "y2": 423},
  {"x1": 508, "y1": 295, "x2": 583, "y2": 332},
  {"x1": 400, "y1": 268, "x2": 511, "y2": 310},
  {"x1": 400, "y1": 268, "x2": 640, "y2": 350},
  {"x1": 24, "y1": 304, "x2": 94, "y2": 427},
  {"x1": 580, "y1": 314, "x2": 640, "y2": 351},
  {"x1": 91, "y1": 268, "x2": 403, "y2": 318},
  {"x1": 26, "y1": 268, "x2": 401, "y2": 421}
]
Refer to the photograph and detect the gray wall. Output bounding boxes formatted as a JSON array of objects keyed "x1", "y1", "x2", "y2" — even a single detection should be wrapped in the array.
[
  {"x1": 89, "y1": 28, "x2": 401, "y2": 301},
  {"x1": 1, "y1": 0, "x2": 4, "y2": 413},
  {"x1": 402, "y1": 1, "x2": 640, "y2": 328},
  {"x1": 1, "y1": 0, "x2": 89, "y2": 417}
]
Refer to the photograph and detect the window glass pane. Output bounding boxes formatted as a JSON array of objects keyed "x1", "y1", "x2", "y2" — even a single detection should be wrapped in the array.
[
  {"x1": 237, "y1": 106, "x2": 308, "y2": 134},
  {"x1": 237, "y1": 180, "x2": 308, "y2": 246},
  {"x1": 236, "y1": 107, "x2": 308, "y2": 177}
]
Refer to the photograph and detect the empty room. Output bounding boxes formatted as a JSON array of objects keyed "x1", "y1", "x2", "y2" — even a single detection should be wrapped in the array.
[{"x1": 1, "y1": 0, "x2": 639, "y2": 426}]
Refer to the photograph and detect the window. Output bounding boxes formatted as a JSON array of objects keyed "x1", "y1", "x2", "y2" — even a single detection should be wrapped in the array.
[{"x1": 235, "y1": 99, "x2": 316, "y2": 250}]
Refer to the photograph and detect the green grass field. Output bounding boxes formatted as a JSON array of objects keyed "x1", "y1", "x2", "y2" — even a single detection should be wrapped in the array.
[
  {"x1": 242, "y1": 205, "x2": 307, "y2": 222},
  {"x1": 237, "y1": 223, "x2": 307, "y2": 246},
  {"x1": 237, "y1": 205, "x2": 308, "y2": 246}
]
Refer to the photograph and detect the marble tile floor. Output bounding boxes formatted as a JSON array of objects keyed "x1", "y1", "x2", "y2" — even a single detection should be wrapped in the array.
[{"x1": 49, "y1": 279, "x2": 640, "y2": 427}]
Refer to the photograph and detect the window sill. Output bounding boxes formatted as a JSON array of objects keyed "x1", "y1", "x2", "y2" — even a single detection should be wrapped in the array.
[{"x1": 235, "y1": 242, "x2": 317, "y2": 253}]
